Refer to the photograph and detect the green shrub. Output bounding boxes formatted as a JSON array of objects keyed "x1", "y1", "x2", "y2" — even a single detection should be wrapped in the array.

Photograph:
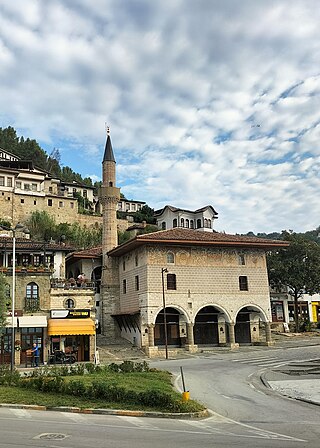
[
  {"x1": 0, "y1": 365, "x2": 20, "y2": 386},
  {"x1": 64, "y1": 379, "x2": 87, "y2": 396}
]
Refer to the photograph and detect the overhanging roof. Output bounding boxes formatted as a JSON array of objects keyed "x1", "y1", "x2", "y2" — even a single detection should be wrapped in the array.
[{"x1": 108, "y1": 228, "x2": 290, "y2": 257}]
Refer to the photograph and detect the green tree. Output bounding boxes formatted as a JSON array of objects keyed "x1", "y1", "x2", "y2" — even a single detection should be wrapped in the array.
[
  {"x1": 26, "y1": 210, "x2": 57, "y2": 241},
  {"x1": 132, "y1": 205, "x2": 156, "y2": 224},
  {"x1": 267, "y1": 232, "x2": 320, "y2": 331}
]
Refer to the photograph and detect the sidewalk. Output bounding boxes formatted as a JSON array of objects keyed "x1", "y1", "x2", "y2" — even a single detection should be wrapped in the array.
[{"x1": 262, "y1": 358, "x2": 320, "y2": 407}]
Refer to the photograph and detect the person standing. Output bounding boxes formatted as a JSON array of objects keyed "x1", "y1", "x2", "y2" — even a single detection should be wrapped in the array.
[{"x1": 31, "y1": 342, "x2": 40, "y2": 367}]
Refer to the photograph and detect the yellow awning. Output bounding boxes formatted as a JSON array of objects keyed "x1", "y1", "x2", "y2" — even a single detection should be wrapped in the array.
[{"x1": 48, "y1": 319, "x2": 95, "y2": 336}]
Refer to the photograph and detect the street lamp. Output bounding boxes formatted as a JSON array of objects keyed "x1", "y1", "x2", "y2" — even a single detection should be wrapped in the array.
[
  {"x1": 161, "y1": 267, "x2": 169, "y2": 359},
  {"x1": 0, "y1": 223, "x2": 30, "y2": 371}
]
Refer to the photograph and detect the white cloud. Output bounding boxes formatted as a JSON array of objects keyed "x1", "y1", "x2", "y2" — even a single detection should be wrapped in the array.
[{"x1": 0, "y1": 0, "x2": 320, "y2": 233}]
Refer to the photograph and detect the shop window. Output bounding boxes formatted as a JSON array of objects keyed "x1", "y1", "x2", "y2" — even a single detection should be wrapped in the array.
[
  {"x1": 167, "y1": 252, "x2": 174, "y2": 264},
  {"x1": 167, "y1": 273, "x2": 176, "y2": 290},
  {"x1": 239, "y1": 276, "x2": 248, "y2": 291},
  {"x1": 65, "y1": 298, "x2": 75, "y2": 309},
  {"x1": 135, "y1": 275, "x2": 139, "y2": 291}
]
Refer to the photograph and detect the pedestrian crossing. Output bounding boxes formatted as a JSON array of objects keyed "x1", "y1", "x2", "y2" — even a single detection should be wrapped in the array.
[{"x1": 231, "y1": 355, "x2": 286, "y2": 368}]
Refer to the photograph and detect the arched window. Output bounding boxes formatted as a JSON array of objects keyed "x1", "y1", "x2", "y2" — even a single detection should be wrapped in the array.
[
  {"x1": 208, "y1": 219, "x2": 211, "y2": 228},
  {"x1": 190, "y1": 220, "x2": 194, "y2": 229},
  {"x1": 204, "y1": 218, "x2": 208, "y2": 228},
  {"x1": 180, "y1": 218, "x2": 184, "y2": 227},
  {"x1": 26, "y1": 282, "x2": 38, "y2": 299},
  {"x1": 162, "y1": 222, "x2": 166, "y2": 230},
  {"x1": 185, "y1": 219, "x2": 189, "y2": 228},
  {"x1": 65, "y1": 298, "x2": 75, "y2": 309},
  {"x1": 167, "y1": 252, "x2": 174, "y2": 263},
  {"x1": 173, "y1": 218, "x2": 177, "y2": 228},
  {"x1": 197, "y1": 219, "x2": 202, "y2": 228}
]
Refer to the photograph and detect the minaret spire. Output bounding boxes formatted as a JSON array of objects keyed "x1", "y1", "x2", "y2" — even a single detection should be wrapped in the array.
[{"x1": 99, "y1": 127, "x2": 121, "y2": 340}]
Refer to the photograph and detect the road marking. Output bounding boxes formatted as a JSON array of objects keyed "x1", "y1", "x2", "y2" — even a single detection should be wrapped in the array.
[
  {"x1": 10, "y1": 409, "x2": 32, "y2": 419},
  {"x1": 60, "y1": 412, "x2": 88, "y2": 423},
  {"x1": 233, "y1": 356, "x2": 278, "y2": 363},
  {"x1": 117, "y1": 416, "x2": 158, "y2": 429},
  {"x1": 204, "y1": 408, "x2": 306, "y2": 442}
]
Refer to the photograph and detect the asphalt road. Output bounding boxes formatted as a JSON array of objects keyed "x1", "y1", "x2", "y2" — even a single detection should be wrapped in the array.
[
  {"x1": 151, "y1": 344, "x2": 320, "y2": 446},
  {"x1": 0, "y1": 344, "x2": 319, "y2": 448}
]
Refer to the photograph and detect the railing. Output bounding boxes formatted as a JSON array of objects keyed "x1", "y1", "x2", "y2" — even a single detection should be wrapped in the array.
[
  {"x1": 50, "y1": 279, "x2": 96, "y2": 290},
  {"x1": 24, "y1": 298, "x2": 40, "y2": 312}
]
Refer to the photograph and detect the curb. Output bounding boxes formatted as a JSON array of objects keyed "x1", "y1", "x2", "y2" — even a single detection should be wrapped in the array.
[
  {"x1": 0, "y1": 403, "x2": 210, "y2": 419},
  {"x1": 259, "y1": 372, "x2": 320, "y2": 408}
]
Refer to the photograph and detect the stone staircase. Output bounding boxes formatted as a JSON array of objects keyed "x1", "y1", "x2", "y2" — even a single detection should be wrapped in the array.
[{"x1": 96, "y1": 335, "x2": 147, "y2": 363}]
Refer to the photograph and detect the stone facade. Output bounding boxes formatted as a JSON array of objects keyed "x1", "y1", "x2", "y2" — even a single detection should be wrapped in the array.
[{"x1": 106, "y1": 229, "x2": 288, "y2": 357}]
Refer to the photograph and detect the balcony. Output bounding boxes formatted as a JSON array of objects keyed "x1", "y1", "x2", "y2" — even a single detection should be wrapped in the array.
[
  {"x1": 24, "y1": 297, "x2": 40, "y2": 312},
  {"x1": 50, "y1": 278, "x2": 95, "y2": 290}
]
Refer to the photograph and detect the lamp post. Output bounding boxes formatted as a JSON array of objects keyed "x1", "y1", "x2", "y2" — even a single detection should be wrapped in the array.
[
  {"x1": 0, "y1": 223, "x2": 29, "y2": 371},
  {"x1": 161, "y1": 268, "x2": 169, "y2": 359}
]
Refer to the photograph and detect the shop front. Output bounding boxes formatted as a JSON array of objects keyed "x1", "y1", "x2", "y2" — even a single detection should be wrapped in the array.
[
  {"x1": 48, "y1": 310, "x2": 95, "y2": 362},
  {"x1": 18, "y1": 315, "x2": 48, "y2": 365}
]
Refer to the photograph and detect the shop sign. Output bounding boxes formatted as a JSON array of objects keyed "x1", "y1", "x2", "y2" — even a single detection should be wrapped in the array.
[
  {"x1": 68, "y1": 309, "x2": 90, "y2": 318},
  {"x1": 51, "y1": 309, "x2": 90, "y2": 319}
]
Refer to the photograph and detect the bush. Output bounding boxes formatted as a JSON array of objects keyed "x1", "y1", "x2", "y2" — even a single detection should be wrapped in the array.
[{"x1": 0, "y1": 365, "x2": 20, "y2": 386}]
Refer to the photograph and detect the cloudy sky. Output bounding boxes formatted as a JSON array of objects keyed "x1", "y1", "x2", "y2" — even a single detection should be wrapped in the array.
[{"x1": 1, "y1": 0, "x2": 319, "y2": 234}]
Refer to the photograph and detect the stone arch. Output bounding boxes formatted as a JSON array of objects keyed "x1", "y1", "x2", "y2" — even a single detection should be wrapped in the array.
[
  {"x1": 153, "y1": 306, "x2": 189, "y2": 347},
  {"x1": 193, "y1": 305, "x2": 230, "y2": 346},
  {"x1": 234, "y1": 304, "x2": 269, "y2": 345}
]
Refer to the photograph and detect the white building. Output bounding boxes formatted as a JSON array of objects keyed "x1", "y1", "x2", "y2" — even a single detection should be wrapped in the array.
[{"x1": 154, "y1": 205, "x2": 218, "y2": 232}]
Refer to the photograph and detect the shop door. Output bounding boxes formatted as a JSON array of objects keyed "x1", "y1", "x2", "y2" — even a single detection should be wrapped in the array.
[
  {"x1": 154, "y1": 308, "x2": 181, "y2": 347},
  {"x1": 0, "y1": 332, "x2": 11, "y2": 364},
  {"x1": 235, "y1": 313, "x2": 251, "y2": 344},
  {"x1": 194, "y1": 306, "x2": 219, "y2": 345},
  {"x1": 20, "y1": 328, "x2": 43, "y2": 365}
]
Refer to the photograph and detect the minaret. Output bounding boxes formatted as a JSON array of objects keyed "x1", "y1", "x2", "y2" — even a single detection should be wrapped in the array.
[{"x1": 99, "y1": 127, "x2": 121, "y2": 339}]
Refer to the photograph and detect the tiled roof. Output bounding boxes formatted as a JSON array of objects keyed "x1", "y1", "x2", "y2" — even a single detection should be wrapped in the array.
[
  {"x1": 0, "y1": 237, "x2": 75, "y2": 251},
  {"x1": 154, "y1": 205, "x2": 218, "y2": 216},
  {"x1": 66, "y1": 246, "x2": 103, "y2": 259},
  {"x1": 108, "y1": 228, "x2": 289, "y2": 256}
]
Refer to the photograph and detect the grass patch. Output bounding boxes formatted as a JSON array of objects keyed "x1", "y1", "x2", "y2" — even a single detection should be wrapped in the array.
[{"x1": 0, "y1": 363, "x2": 205, "y2": 413}]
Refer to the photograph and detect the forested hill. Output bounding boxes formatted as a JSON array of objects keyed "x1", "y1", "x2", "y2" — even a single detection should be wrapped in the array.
[
  {"x1": 0, "y1": 126, "x2": 93, "y2": 186},
  {"x1": 242, "y1": 228, "x2": 320, "y2": 243}
]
